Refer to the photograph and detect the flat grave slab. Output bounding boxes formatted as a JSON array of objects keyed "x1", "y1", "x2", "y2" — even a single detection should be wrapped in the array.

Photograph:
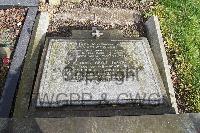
[{"x1": 36, "y1": 38, "x2": 166, "y2": 107}]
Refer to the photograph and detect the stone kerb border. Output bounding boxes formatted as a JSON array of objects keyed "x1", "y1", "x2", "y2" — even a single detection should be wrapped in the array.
[
  {"x1": 0, "y1": 6, "x2": 38, "y2": 117},
  {"x1": 14, "y1": 12, "x2": 50, "y2": 118},
  {"x1": 145, "y1": 16, "x2": 178, "y2": 113}
]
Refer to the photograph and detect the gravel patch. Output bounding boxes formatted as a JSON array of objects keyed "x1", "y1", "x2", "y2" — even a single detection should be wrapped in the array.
[{"x1": 0, "y1": 8, "x2": 27, "y2": 97}]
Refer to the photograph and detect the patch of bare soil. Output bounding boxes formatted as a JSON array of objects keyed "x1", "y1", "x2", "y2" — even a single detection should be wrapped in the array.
[{"x1": 0, "y1": 8, "x2": 27, "y2": 97}]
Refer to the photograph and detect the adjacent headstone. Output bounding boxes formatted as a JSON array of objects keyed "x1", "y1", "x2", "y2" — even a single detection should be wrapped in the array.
[{"x1": 36, "y1": 38, "x2": 166, "y2": 107}]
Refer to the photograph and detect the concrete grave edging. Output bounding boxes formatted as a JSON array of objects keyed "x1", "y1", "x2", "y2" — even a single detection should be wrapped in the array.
[
  {"x1": 0, "y1": 7, "x2": 38, "y2": 117},
  {"x1": 145, "y1": 16, "x2": 178, "y2": 113},
  {"x1": 13, "y1": 12, "x2": 50, "y2": 118},
  {"x1": 1, "y1": 113, "x2": 200, "y2": 132}
]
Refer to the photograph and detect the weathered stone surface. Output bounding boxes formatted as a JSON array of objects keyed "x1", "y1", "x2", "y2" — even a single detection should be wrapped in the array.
[
  {"x1": 1, "y1": 113, "x2": 200, "y2": 132},
  {"x1": 71, "y1": 30, "x2": 124, "y2": 39},
  {"x1": 53, "y1": 7, "x2": 141, "y2": 26},
  {"x1": 36, "y1": 38, "x2": 166, "y2": 107},
  {"x1": 145, "y1": 16, "x2": 178, "y2": 113}
]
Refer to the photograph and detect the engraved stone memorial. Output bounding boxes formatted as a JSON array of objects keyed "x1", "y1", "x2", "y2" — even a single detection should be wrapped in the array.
[{"x1": 36, "y1": 38, "x2": 166, "y2": 107}]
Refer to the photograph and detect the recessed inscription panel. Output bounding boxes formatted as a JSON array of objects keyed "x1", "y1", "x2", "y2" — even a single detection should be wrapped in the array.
[{"x1": 37, "y1": 39, "x2": 164, "y2": 107}]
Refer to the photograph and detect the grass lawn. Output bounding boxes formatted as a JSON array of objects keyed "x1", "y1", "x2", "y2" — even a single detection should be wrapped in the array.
[{"x1": 145, "y1": 0, "x2": 200, "y2": 112}]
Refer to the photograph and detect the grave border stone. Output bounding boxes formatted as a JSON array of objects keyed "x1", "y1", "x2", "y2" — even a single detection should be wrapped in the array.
[
  {"x1": 26, "y1": 37, "x2": 174, "y2": 117},
  {"x1": 13, "y1": 12, "x2": 49, "y2": 118},
  {"x1": 0, "y1": 113, "x2": 200, "y2": 132},
  {"x1": 8, "y1": 12, "x2": 176, "y2": 117},
  {"x1": 145, "y1": 16, "x2": 178, "y2": 113},
  {"x1": 0, "y1": 7, "x2": 38, "y2": 117}
]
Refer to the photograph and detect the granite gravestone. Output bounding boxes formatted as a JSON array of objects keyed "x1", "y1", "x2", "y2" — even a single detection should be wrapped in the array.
[{"x1": 36, "y1": 39, "x2": 165, "y2": 107}]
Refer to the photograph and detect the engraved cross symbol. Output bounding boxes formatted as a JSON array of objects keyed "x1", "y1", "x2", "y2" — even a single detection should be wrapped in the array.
[{"x1": 92, "y1": 27, "x2": 103, "y2": 38}]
